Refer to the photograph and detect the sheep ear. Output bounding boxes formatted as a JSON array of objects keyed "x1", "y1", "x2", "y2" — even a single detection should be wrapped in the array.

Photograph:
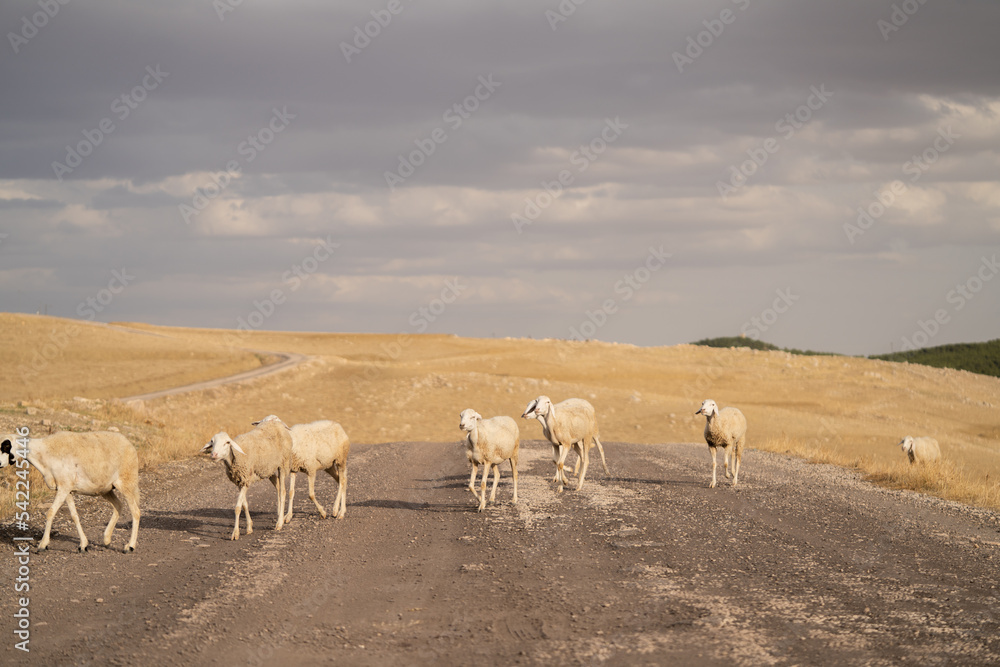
[
  {"x1": 200, "y1": 441, "x2": 213, "y2": 453},
  {"x1": 230, "y1": 441, "x2": 246, "y2": 455},
  {"x1": 251, "y1": 420, "x2": 261, "y2": 426}
]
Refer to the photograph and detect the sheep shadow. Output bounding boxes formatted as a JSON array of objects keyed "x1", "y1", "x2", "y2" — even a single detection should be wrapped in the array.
[
  {"x1": 354, "y1": 498, "x2": 468, "y2": 513},
  {"x1": 137, "y1": 508, "x2": 234, "y2": 538},
  {"x1": 613, "y1": 476, "x2": 695, "y2": 487},
  {"x1": 430, "y1": 480, "x2": 472, "y2": 490},
  {"x1": 656, "y1": 478, "x2": 709, "y2": 488},
  {"x1": 417, "y1": 474, "x2": 468, "y2": 483},
  {"x1": 145, "y1": 507, "x2": 297, "y2": 540},
  {"x1": 0, "y1": 527, "x2": 128, "y2": 553}
]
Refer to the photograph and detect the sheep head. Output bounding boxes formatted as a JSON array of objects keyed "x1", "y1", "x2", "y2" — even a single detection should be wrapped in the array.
[
  {"x1": 898, "y1": 436, "x2": 915, "y2": 455},
  {"x1": 0, "y1": 436, "x2": 16, "y2": 467},
  {"x1": 459, "y1": 409, "x2": 482, "y2": 432},
  {"x1": 201, "y1": 432, "x2": 246, "y2": 461},
  {"x1": 251, "y1": 414, "x2": 289, "y2": 429},
  {"x1": 695, "y1": 399, "x2": 718, "y2": 418},
  {"x1": 522, "y1": 396, "x2": 552, "y2": 420}
]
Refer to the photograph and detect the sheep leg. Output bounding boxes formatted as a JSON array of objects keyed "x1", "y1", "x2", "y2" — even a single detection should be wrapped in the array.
[
  {"x1": 468, "y1": 463, "x2": 481, "y2": 503},
  {"x1": 308, "y1": 470, "x2": 327, "y2": 519},
  {"x1": 724, "y1": 445, "x2": 732, "y2": 479},
  {"x1": 334, "y1": 463, "x2": 347, "y2": 519},
  {"x1": 489, "y1": 463, "x2": 501, "y2": 504},
  {"x1": 279, "y1": 467, "x2": 288, "y2": 529},
  {"x1": 121, "y1": 484, "x2": 140, "y2": 553},
  {"x1": 38, "y1": 486, "x2": 72, "y2": 552},
  {"x1": 575, "y1": 441, "x2": 591, "y2": 492},
  {"x1": 101, "y1": 490, "x2": 123, "y2": 547},
  {"x1": 551, "y1": 444, "x2": 563, "y2": 483},
  {"x1": 709, "y1": 446, "x2": 718, "y2": 488},
  {"x1": 510, "y1": 457, "x2": 518, "y2": 505},
  {"x1": 232, "y1": 487, "x2": 249, "y2": 540},
  {"x1": 64, "y1": 493, "x2": 90, "y2": 553},
  {"x1": 285, "y1": 472, "x2": 297, "y2": 523},
  {"x1": 555, "y1": 444, "x2": 573, "y2": 493},
  {"x1": 478, "y1": 463, "x2": 488, "y2": 512},
  {"x1": 732, "y1": 438, "x2": 743, "y2": 487},
  {"x1": 271, "y1": 472, "x2": 286, "y2": 532},
  {"x1": 593, "y1": 436, "x2": 609, "y2": 475}
]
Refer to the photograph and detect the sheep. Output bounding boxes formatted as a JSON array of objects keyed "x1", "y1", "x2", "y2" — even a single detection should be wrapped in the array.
[
  {"x1": 898, "y1": 435, "x2": 941, "y2": 464},
  {"x1": 201, "y1": 416, "x2": 292, "y2": 540},
  {"x1": 521, "y1": 396, "x2": 607, "y2": 493},
  {"x1": 459, "y1": 409, "x2": 519, "y2": 512},
  {"x1": 253, "y1": 416, "x2": 349, "y2": 522},
  {"x1": 0, "y1": 431, "x2": 140, "y2": 553},
  {"x1": 695, "y1": 399, "x2": 747, "y2": 488}
]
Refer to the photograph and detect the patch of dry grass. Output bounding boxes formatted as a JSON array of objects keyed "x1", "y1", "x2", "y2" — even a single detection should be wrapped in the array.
[
  {"x1": 754, "y1": 435, "x2": 1000, "y2": 510},
  {"x1": 0, "y1": 313, "x2": 265, "y2": 401},
  {"x1": 864, "y1": 459, "x2": 1000, "y2": 509}
]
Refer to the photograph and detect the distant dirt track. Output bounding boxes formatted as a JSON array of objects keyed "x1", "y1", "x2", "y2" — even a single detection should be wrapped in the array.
[
  {"x1": 119, "y1": 351, "x2": 309, "y2": 402},
  {"x1": 3, "y1": 439, "x2": 999, "y2": 665}
]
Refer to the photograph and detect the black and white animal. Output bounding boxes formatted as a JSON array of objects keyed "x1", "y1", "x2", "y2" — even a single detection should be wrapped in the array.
[{"x1": 1, "y1": 431, "x2": 141, "y2": 553}]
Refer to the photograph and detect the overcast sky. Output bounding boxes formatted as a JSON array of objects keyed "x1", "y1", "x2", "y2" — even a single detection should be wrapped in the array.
[{"x1": 1, "y1": 0, "x2": 998, "y2": 355}]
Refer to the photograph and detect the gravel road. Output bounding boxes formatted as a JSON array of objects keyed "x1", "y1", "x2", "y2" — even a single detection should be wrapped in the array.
[{"x1": 3, "y1": 440, "x2": 999, "y2": 665}]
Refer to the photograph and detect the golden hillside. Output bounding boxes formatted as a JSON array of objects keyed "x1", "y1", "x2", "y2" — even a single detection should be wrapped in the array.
[{"x1": 2, "y1": 313, "x2": 999, "y2": 509}]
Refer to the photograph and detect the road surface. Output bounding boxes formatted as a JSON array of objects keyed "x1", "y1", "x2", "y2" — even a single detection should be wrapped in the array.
[{"x1": 2, "y1": 440, "x2": 999, "y2": 665}]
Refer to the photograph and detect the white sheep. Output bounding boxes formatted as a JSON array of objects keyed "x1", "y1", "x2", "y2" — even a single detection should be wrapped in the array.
[
  {"x1": 253, "y1": 416, "x2": 349, "y2": 522},
  {"x1": 459, "y1": 409, "x2": 519, "y2": 512},
  {"x1": 201, "y1": 416, "x2": 292, "y2": 540},
  {"x1": 695, "y1": 399, "x2": 747, "y2": 488},
  {"x1": 898, "y1": 435, "x2": 941, "y2": 464},
  {"x1": 1, "y1": 431, "x2": 140, "y2": 553},
  {"x1": 521, "y1": 396, "x2": 607, "y2": 493}
]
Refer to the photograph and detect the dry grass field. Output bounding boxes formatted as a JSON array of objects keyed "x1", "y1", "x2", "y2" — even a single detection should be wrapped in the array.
[
  {"x1": 0, "y1": 313, "x2": 267, "y2": 401},
  {"x1": 2, "y1": 312, "x2": 999, "y2": 514}
]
